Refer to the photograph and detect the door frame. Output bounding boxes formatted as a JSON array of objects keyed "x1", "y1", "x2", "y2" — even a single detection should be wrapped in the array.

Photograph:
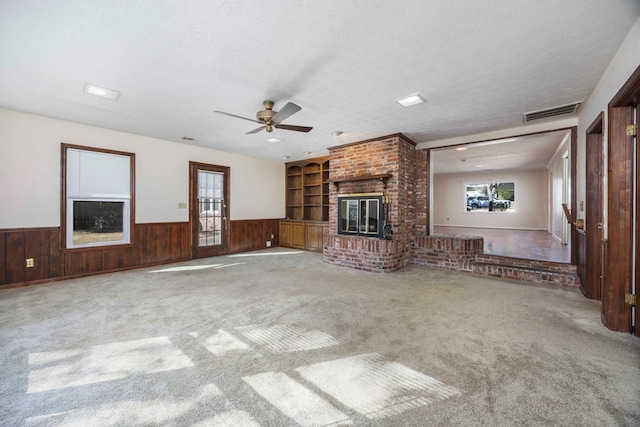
[
  {"x1": 605, "y1": 64, "x2": 640, "y2": 334},
  {"x1": 584, "y1": 112, "x2": 604, "y2": 301},
  {"x1": 189, "y1": 161, "x2": 230, "y2": 259}
]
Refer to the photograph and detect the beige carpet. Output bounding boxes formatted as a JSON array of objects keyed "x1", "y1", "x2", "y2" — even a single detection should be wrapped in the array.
[{"x1": 1, "y1": 248, "x2": 639, "y2": 426}]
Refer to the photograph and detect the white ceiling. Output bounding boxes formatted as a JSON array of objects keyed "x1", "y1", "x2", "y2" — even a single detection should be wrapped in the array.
[
  {"x1": 1, "y1": 1, "x2": 639, "y2": 163},
  {"x1": 431, "y1": 131, "x2": 569, "y2": 174}
]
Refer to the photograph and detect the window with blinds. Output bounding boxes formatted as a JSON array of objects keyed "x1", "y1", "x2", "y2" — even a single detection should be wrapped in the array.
[{"x1": 63, "y1": 145, "x2": 134, "y2": 248}]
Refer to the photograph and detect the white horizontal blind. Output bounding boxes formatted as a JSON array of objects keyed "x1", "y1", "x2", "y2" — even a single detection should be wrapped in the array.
[{"x1": 67, "y1": 148, "x2": 130, "y2": 198}]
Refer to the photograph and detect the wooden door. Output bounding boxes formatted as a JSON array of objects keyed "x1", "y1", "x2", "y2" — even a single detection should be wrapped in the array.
[
  {"x1": 584, "y1": 113, "x2": 604, "y2": 300},
  {"x1": 605, "y1": 106, "x2": 634, "y2": 331},
  {"x1": 190, "y1": 162, "x2": 230, "y2": 259},
  {"x1": 604, "y1": 64, "x2": 640, "y2": 334},
  {"x1": 636, "y1": 104, "x2": 640, "y2": 337}
]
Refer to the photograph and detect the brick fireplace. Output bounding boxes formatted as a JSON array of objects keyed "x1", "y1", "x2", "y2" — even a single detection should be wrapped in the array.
[
  {"x1": 321, "y1": 133, "x2": 579, "y2": 288},
  {"x1": 323, "y1": 134, "x2": 417, "y2": 272}
]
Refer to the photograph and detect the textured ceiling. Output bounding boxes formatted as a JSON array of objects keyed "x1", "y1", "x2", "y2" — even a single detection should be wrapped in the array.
[
  {"x1": 1, "y1": 1, "x2": 639, "y2": 162},
  {"x1": 431, "y1": 131, "x2": 569, "y2": 175}
]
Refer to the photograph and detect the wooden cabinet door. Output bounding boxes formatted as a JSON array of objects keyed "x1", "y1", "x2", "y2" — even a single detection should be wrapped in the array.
[
  {"x1": 280, "y1": 222, "x2": 292, "y2": 247},
  {"x1": 306, "y1": 224, "x2": 322, "y2": 252},
  {"x1": 291, "y1": 223, "x2": 306, "y2": 249}
]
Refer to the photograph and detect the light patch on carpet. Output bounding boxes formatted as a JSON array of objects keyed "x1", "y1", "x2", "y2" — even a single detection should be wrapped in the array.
[
  {"x1": 296, "y1": 353, "x2": 461, "y2": 419},
  {"x1": 243, "y1": 371, "x2": 352, "y2": 426},
  {"x1": 236, "y1": 324, "x2": 340, "y2": 354},
  {"x1": 26, "y1": 383, "x2": 227, "y2": 426},
  {"x1": 27, "y1": 336, "x2": 194, "y2": 393},
  {"x1": 229, "y1": 251, "x2": 303, "y2": 257},
  {"x1": 149, "y1": 264, "x2": 221, "y2": 272},
  {"x1": 213, "y1": 262, "x2": 244, "y2": 269},
  {"x1": 190, "y1": 329, "x2": 252, "y2": 356},
  {"x1": 191, "y1": 410, "x2": 261, "y2": 427}
]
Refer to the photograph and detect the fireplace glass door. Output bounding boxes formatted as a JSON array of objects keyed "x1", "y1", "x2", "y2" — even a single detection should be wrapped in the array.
[{"x1": 338, "y1": 195, "x2": 383, "y2": 238}]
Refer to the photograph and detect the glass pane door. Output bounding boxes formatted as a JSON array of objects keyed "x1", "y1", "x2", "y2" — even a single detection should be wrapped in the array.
[
  {"x1": 190, "y1": 162, "x2": 229, "y2": 258},
  {"x1": 198, "y1": 170, "x2": 224, "y2": 247}
]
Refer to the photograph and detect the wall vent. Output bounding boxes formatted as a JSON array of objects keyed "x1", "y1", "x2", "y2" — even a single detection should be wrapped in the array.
[{"x1": 523, "y1": 102, "x2": 581, "y2": 122}]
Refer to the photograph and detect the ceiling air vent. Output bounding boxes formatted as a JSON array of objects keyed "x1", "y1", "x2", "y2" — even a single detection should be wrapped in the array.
[{"x1": 523, "y1": 102, "x2": 581, "y2": 123}]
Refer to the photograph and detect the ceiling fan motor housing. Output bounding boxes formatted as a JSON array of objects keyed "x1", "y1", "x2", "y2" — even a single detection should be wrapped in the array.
[
  {"x1": 256, "y1": 109, "x2": 276, "y2": 123},
  {"x1": 256, "y1": 101, "x2": 276, "y2": 131}
]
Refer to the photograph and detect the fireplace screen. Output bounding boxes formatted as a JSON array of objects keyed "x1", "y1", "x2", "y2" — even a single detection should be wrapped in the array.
[{"x1": 338, "y1": 195, "x2": 383, "y2": 238}]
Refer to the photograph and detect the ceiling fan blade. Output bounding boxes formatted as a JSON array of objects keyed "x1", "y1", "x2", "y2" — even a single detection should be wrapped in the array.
[
  {"x1": 272, "y1": 102, "x2": 301, "y2": 124},
  {"x1": 214, "y1": 110, "x2": 261, "y2": 124},
  {"x1": 246, "y1": 126, "x2": 266, "y2": 134},
  {"x1": 275, "y1": 124, "x2": 313, "y2": 133}
]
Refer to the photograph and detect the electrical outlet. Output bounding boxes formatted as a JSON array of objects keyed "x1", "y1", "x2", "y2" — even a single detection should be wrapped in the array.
[
  {"x1": 266, "y1": 241, "x2": 272, "y2": 247},
  {"x1": 178, "y1": 202, "x2": 187, "y2": 209},
  {"x1": 271, "y1": 234, "x2": 274, "y2": 239},
  {"x1": 26, "y1": 258, "x2": 34, "y2": 268}
]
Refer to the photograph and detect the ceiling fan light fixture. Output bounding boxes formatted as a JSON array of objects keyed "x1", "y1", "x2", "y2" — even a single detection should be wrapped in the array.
[
  {"x1": 266, "y1": 136, "x2": 282, "y2": 143},
  {"x1": 83, "y1": 82, "x2": 120, "y2": 100},
  {"x1": 396, "y1": 93, "x2": 425, "y2": 107}
]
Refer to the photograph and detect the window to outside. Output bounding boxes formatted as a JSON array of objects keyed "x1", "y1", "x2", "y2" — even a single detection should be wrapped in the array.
[
  {"x1": 465, "y1": 182, "x2": 515, "y2": 212},
  {"x1": 62, "y1": 144, "x2": 134, "y2": 249}
]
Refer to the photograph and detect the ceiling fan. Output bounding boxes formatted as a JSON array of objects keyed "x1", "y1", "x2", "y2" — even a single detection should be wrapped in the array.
[{"x1": 215, "y1": 100, "x2": 313, "y2": 134}]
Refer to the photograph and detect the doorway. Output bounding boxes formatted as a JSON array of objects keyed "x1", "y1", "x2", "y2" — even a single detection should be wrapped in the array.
[
  {"x1": 189, "y1": 162, "x2": 230, "y2": 259},
  {"x1": 429, "y1": 128, "x2": 576, "y2": 263}
]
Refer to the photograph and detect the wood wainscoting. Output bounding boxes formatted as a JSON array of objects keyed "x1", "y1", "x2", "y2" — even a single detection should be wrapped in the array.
[
  {"x1": 228, "y1": 219, "x2": 280, "y2": 254},
  {"x1": 1, "y1": 218, "x2": 280, "y2": 288}
]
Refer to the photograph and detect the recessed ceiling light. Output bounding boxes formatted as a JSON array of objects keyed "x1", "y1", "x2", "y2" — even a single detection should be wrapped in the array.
[
  {"x1": 475, "y1": 164, "x2": 484, "y2": 168},
  {"x1": 304, "y1": 151, "x2": 313, "y2": 155},
  {"x1": 396, "y1": 93, "x2": 425, "y2": 107},
  {"x1": 83, "y1": 82, "x2": 120, "y2": 100},
  {"x1": 332, "y1": 131, "x2": 343, "y2": 136},
  {"x1": 266, "y1": 137, "x2": 283, "y2": 143},
  {"x1": 282, "y1": 156, "x2": 290, "y2": 160},
  {"x1": 456, "y1": 147, "x2": 467, "y2": 151}
]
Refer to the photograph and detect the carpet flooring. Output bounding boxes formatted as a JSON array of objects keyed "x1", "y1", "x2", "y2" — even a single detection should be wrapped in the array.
[{"x1": 1, "y1": 248, "x2": 639, "y2": 426}]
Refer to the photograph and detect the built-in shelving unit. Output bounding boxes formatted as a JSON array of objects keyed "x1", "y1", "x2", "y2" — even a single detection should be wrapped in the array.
[
  {"x1": 285, "y1": 156, "x2": 330, "y2": 221},
  {"x1": 282, "y1": 156, "x2": 330, "y2": 252},
  {"x1": 285, "y1": 165, "x2": 303, "y2": 220}
]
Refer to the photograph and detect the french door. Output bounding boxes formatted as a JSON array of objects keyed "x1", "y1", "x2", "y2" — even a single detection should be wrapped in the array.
[{"x1": 189, "y1": 162, "x2": 229, "y2": 259}]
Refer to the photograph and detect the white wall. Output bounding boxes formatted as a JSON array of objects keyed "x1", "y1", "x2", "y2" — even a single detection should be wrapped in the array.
[
  {"x1": 0, "y1": 108, "x2": 285, "y2": 228},
  {"x1": 576, "y1": 16, "x2": 640, "y2": 234},
  {"x1": 546, "y1": 134, "x2": 571, "y2": 242},
  {"x1": 433, "y1": 169, "x2": 547, "y2": 230}
]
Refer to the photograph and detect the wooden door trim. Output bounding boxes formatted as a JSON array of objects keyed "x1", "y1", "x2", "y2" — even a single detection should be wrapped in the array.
[
  {"x1": 584, "y1": 111, "x2": 604, "y2": 300},
  {"x1": 189, "y1": 162, "x2": 230, "y2": 259},
  {"x1": 610, "y1": 64, "x2": 640, "y2": 107},
  {"x1": 586, "y1": 111, "x2": 604, "y2": 134}
]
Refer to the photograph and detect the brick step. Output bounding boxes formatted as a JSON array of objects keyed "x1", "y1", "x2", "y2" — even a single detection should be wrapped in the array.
[{"x1": 471, "y1": 260, "x2": 580, "y2": 289}]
